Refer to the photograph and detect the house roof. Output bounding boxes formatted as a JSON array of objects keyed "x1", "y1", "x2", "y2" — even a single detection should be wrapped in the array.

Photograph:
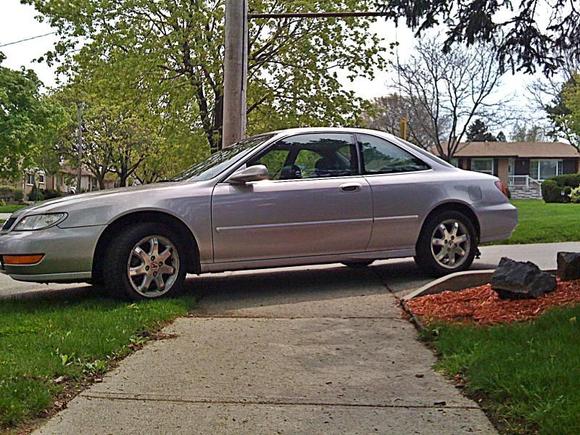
[
  {"x1": 453, "y1": 141, "x2": 579, "y2": 158},
  {"x1": 59, "y1": 166, "x2": 94, "y2": 177}
]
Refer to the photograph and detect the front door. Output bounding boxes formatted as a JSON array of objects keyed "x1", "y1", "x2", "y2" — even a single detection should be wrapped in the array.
[{"x1": 211, "y1": 133, "x2": 373, "y2": 263}]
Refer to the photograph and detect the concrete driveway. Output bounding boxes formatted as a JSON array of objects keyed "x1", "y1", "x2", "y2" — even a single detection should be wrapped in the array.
[
  {"x1": 3, "y1": 241, "x2": 578, "y2": 301},
  {"x1": 5, "y1": 242, "x2": 578, "y2": 434},
  {"x1": 36, "y1": 267, "x2": 497, "y2": 434}
]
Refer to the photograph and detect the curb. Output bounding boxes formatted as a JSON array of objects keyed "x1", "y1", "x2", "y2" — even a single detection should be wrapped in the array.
[{"x1": 403, "y1": 268, "x2": 557, "y2": 301}]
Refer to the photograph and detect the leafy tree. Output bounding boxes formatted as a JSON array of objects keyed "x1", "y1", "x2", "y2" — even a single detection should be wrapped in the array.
[
  {"x1": 0, "y1": 52, "x2": 65, "y2": 179},
  {"x1": 393, "y1": 38, "x2": 502, "y2": 159},
  {"x1": 374, "y1": 0, "x2": 579, "y2": 75},
  {"x1": 528, "y1": 53, "x2": 578, "y2": 147},
  {"x1": 496, "y1": 131, "x2": 507, "y2": 142},
  {"x1": 510, "y1": 124, "x2": 545, "y2": 142},
  {"x1": 363, "y1": 93, "x2": 449, "y2": 148},
  {"x1": 563, "y1": 74, "x2": 580, "y2": 151},
  {"x1": 27, "y1": 0, "x2": 386, "y2": 151},
  {"x1": 466, "y1": 119, "x2": 497, "y2": 142},
  {"x1": 51, "y1": 54, "x2": 205, "y2": 188}
]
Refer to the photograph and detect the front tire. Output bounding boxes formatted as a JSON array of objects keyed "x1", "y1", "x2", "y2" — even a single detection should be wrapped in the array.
[
  {"x1": 103, "y1": 223, "x2": 187, "y2": 300},
  {"x1": 414, "y1": 211, "x2": 477, "y2": 277}
]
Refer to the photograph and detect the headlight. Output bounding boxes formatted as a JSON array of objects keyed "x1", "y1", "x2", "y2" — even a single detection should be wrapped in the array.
[{"x1": 14, "y1": 213, "x2": 68, "y2": 231}]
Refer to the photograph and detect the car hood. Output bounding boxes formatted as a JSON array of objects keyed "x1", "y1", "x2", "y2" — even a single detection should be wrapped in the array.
[{"x1": 13, "y1": 181, "x2": 195, "y2": 216}]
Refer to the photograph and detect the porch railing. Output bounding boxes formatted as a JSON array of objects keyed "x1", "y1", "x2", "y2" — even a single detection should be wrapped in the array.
[{"x1": 508, "y1": 175, "x2": 542, "y2": 188}]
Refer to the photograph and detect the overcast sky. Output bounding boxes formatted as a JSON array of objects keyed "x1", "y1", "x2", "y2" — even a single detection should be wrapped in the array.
[{"x1": 1, "y1": 0, "x2": 542, "y2": 127}]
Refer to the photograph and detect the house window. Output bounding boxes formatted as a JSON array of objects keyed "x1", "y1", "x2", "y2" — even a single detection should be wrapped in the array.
[
  {"x1": 449, "y1": 158, "x2": 459, "y2": 167},
  {"x1": 471, "y1": 158, "x2": 494, "y2": 175},
  {"x1": 529, "y1": 159, "x2": 563, "y2": 181},
  {"x1": 25, "y1": 173, "x2": 35, "y2": 185},
  {"x1": 37, "y1": 172, "x2": 46, "y2": 184}
]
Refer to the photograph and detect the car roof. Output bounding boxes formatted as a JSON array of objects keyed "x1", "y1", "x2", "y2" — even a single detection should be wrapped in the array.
[{"x1": 264, "y1": 127, "x2": 398, "y2": 140}]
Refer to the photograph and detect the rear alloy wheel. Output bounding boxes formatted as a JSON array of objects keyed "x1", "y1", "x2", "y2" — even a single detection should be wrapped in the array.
[
  {"x1": 414, "y1": 211, "x2": 477, "y2": 277},
  {"x1": 104, "y1": 223, "x2": 187, "y2": 300}
]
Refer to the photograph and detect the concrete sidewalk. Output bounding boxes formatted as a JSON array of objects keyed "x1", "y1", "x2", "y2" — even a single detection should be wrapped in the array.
[
  {"x1": 36, "y1": 267, "x2": 496, "y2": 434},
  {"x1": 16, "y1": 242, "x2": 580, "y2": 433}
]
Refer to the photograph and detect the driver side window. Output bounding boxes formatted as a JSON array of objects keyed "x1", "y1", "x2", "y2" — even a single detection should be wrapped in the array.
[{"x1": 249, "y1": 133, "x2": 357, "y2": 180}]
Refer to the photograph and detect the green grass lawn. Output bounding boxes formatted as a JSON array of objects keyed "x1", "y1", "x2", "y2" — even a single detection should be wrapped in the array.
[
  {"x1": 0, "y1": 204, "x2": 27, "y2": 213},
  {"x1": 0, "y1": 293, "x2": 196, "y2": 430},
  {"x1": 423, "y1": 305, "x2": 580, "y2": 434},
  {"x1": 495, "y1": 200, "x2": 580, "y2": 245}
]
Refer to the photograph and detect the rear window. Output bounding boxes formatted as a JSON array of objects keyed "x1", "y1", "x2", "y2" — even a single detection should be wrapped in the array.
[{"x1": 358, "y1": 134, "x2": 430, "y2": 174}]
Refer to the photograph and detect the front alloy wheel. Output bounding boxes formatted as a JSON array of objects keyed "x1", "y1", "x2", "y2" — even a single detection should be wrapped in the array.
[
  {"x1": 127, "y1": 235, "x2": 180, "y2": 298},
  {"x1": 104, "y1": 223, "x2": 187, "y2": 300}
]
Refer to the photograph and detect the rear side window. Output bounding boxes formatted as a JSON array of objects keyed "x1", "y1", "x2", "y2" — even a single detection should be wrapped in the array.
[{"x1": 358, "y1": 134, "x2": 430, "y2": 174}]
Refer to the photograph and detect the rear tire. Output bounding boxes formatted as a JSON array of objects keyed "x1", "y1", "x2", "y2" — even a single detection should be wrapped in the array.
[
  {"x1": 414, "y1": 210, "x2": 477, "y2": 277},
  {"x1": 103, "y1": 222, "x2": 187, "y2": 300}
]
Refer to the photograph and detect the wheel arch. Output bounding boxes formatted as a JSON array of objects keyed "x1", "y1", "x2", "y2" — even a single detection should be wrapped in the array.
[
  {"x1": 418, "y1": 201, "x2": 481, "y2": 245},
  {"x1": 92, "y1": 211, "x2": 201, "y2": 284}
]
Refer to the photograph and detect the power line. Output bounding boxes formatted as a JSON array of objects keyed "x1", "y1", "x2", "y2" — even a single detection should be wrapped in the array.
[
  {"x1": 0, "y1": 31, "x2": 56, "y2": 48},
  {"x1": 248, "y1": 11, "x2": 389, "y2": 19}
]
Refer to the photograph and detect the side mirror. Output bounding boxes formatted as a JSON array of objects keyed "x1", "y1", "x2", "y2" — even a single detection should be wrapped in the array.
[{"x1": 228, "y1": 164, "x2": 269, "y2": 184}]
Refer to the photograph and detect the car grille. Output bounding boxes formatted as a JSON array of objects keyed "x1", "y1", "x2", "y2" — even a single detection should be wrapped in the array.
[{"x1": 2, "y1": 217, "x2": 16, "y2": 231}]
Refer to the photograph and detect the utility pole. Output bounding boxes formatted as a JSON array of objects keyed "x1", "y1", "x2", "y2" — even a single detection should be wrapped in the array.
[
  {"x1": 221, "y1": 6, "x2": 389, "y2": 148},
  {"x1": 76, "y1": 103, "x2": 83, "y2": 194},
  {"x1": 222, "y1": 0, "x2": 248, "y2": 148}
]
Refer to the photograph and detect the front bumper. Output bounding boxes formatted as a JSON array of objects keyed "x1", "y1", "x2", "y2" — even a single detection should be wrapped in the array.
[{"x1": 0, "y1": 224, "x2": 105, "y2": 283}]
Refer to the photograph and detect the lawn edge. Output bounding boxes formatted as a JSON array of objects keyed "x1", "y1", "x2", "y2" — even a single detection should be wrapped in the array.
[
  {"x1": 417, "y1": 320, "x2": 542, "y2": 435},
  {"x1": 3, "y1": 300, "x2": 197, "y2": 435}
]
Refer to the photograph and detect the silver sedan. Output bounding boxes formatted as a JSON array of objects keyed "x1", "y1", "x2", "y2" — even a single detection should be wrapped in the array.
[{"x1": 0, "y1": 128, "x2": 517, "y2": 300}]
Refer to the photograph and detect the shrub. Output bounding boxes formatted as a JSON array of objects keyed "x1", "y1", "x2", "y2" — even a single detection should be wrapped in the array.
[
  {"x1": 570, "y1": 186, "x2": 580, "y2": 203},
  {"x1": 541, "y1": 180, "x2": 567, "y2": 203},
  {"x1": 542, "y1": 174, "x2": 580, "y2": 203},
  {"x1": 42, "y1": 189, "x2": 63, "y2": 200},
  {"x1": 14, "y1": 190, "x2": 23, "y2": 202},
  {"x1": 551, "y1": 173, "x2": 580, "y2": 188},
  {"x1": 0, "y1": 185, "x2": 19, "y2": 202},
  {"x1": 28, "y1": 185, "x2": 44, "y2": 202}
]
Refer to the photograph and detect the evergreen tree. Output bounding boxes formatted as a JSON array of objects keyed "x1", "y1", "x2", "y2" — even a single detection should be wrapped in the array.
[{"x1": 466, "y1": 119, "x2": 497, "y2": 142}]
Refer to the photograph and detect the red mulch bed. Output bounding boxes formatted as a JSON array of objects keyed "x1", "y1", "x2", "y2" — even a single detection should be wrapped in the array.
[{"x1": 406, "y1": 279, "x2": 580, "y2": 325}]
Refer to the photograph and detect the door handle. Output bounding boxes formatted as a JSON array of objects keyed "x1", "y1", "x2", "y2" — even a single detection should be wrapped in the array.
[{"x1": 339, "y1": 183, "x2": 361, "y2": 192}]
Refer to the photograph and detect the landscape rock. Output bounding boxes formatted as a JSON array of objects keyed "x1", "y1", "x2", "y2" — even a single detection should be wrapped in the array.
[
  {"x1": 491, "y1": 257, "x2": 557, "y2": 299},
  {"x1": 557, "y1": 252, "x2": 580, "y2": 281}
]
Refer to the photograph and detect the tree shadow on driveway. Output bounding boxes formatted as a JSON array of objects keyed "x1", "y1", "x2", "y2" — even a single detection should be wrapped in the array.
[{"x1": 185, "y1": 263, "x2": 391, "y2": 314}]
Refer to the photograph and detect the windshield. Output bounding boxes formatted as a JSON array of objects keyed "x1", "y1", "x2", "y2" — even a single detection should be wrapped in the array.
[{"x1": 171, "y1": 134, "x2": 275, "y2": 181}]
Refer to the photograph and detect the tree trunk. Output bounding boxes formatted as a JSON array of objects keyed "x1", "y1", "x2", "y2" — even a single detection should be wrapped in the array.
[{"x1": 97, "y1": 173, "x2": 106, "y2": 190}]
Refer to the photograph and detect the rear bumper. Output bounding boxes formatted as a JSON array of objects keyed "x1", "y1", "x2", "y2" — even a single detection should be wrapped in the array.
[
  {"x1": 0, "y1": 225, "x2": 104, "y2": 283},
  {"x1": 477, "y1": 202, "x2": 518, "y2": 243}
]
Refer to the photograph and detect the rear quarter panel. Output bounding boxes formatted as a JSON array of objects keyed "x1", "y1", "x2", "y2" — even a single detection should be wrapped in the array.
[{"x1": 365, "y1": 168, "x2": 516, "y2": 251}]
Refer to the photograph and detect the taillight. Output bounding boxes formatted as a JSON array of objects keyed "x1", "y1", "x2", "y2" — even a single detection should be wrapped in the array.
[{"x1": 495, "y1": 180, "x2": 510, "y2": 198}]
